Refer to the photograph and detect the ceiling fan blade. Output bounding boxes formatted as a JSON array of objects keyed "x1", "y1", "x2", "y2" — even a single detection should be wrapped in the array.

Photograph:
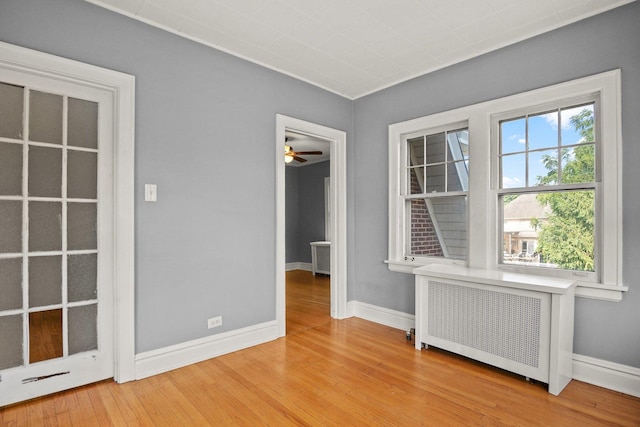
[
  {"x1": 293, "y1": 155, "x2": 307, "y2": 163},
  {"x1": 293, "y1": 151, "x2": 323, "y2": 155}
]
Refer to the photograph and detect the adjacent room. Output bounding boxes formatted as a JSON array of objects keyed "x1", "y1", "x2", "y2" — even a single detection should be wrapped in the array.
[
  {"x1": 1, "y1": 0, "x2": 639, "y2": 424},
  {"x1": 284, "y1": 130, "x2": 332, "y2": 335}
]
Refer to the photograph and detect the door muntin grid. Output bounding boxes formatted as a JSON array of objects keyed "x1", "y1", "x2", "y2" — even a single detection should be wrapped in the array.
[{"x1": 0, "y1": 81, "x2": 99, "y2": 370}]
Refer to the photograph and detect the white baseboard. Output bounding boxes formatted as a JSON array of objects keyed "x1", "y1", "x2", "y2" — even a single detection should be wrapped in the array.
[
  {"x1": 572, "y1": 354, "x2": 640, "y2": 398},
  {"x1": 135, "y1": 321, "x2": 278, "y2": 380},
  {"x1": 286, "y1": 262, "x2": 312, "y2": 272},
  {"x1": 348, "y1": 300, "x2": 415, "y2": 331},
  {"x1": 348, "y1": 300, "x2": 640, "y2": 398}
]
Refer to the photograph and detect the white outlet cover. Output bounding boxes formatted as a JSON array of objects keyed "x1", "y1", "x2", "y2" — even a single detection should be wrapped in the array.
[{"x1": 207, "y1": 316, "x2": 222, "y2": 329}]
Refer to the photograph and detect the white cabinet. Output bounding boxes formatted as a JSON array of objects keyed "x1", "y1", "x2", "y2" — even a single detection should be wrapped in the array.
[{"x1": 310, "y1": 241, "x2": 330, "y2": 275}]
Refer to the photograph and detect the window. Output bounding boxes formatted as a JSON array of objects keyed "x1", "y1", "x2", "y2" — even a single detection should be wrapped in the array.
[
  {"x1": 388, "y1": 70, "x2": 625, "y2": 301},
  {"x1": 403, "y1": 126, "x2": 469, "y2": 262},
  {"x1": 497, "y1": 99, "x2": 598, "y2": 279}
]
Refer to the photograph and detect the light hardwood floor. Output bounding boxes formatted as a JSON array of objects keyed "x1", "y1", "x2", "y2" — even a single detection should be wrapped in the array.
[{"x1": 2, "y1": 269, "x2": 639, "y2": 426}]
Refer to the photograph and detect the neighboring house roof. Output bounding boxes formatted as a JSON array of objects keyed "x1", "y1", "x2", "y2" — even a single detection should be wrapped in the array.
[{"x1": 503, "y1": 194, "x2": 551, "y2": 220}]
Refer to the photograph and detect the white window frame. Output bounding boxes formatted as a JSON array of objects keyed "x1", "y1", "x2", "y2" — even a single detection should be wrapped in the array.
[
  {"x1": 493, "y1": 94, "x2": 599, "y2": 282},
  {"x1": 401, "y1": 123, "x2": 469, "y2": 263},
  {"x1": 388, "y1": 70, "x2": 626, "y2": 302}
]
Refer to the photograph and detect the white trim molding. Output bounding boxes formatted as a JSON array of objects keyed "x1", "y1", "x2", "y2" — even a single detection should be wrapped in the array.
[
  {"x1": 286, "y1": 262, "x2": 312, "y2": 272},
  {"x1": 135, "y1": 321, "x2": 279, "y2": 380},
  {"x1": 276, "y1": 114, "x2": 348, "y2": 338},
  {"x1": 348, "y1": 301, "x2": 415, "y2": 332},
  {"x1": 573, "y1": 354, "x2": 640, "y2": 398}
]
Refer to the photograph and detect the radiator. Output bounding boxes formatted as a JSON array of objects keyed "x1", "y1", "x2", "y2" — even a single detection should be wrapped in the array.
[
  {"x1": 310, "y1": 241, "x2": 330, "y2": 275},
  {"x1": 414, "y1": 264, "x2": 575, "y2": 395}
]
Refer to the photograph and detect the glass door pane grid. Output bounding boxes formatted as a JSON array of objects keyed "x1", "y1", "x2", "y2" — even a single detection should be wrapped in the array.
[
  {"x1": 0, "y1": 84, "x2": 100, "y2": 371},
  {"x1": 7, "y1": 86, "x2": 99, "y2": 367}
]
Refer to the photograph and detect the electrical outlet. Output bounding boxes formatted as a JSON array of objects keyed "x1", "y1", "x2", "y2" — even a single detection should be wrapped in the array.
[{"x1": 207, "y1": 316, "x2": 222, "y2": 329}]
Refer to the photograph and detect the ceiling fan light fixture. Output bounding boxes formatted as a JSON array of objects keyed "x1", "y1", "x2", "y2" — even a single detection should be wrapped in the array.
[{"x1": 283, "y1": 143, "x2": 322, "y2": 164}]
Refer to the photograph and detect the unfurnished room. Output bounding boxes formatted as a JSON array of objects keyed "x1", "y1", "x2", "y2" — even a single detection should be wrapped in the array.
[{"x1": 1, "y1": 0, "x2": 639, "y2": 424}]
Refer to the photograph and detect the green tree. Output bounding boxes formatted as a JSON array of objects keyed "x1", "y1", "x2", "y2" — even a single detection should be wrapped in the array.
[
  {"x1": 503, "y1": 194, "x2": 519, "y2": 204},
  {"x1": 535, "y1": 108, "x2": 595, "y2": 271}
]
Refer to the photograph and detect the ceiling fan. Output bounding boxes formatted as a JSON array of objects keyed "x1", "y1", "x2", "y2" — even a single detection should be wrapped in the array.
[{"x1": 284, "y1": 138, "x2": 322, "y2": 163}]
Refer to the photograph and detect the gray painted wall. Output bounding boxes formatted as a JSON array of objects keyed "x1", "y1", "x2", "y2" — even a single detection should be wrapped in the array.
[
  {"x1": 298, "y1": 161, "x2": 330, "y2": 263},
  {"x1": 285, "y1": 167, "x2": 299, "y2": 263},
  {"x1": 0, "y1": 0, "x2": 352, "y2": 353},
  {"x1": 2, "y1": 0, "x2": 638, "y2": 370},
  {"x1": 285, "y1": 161, "x2": 330, "y2": 263},
  {"x1": 352, "y1": 2, "x2": 640, "y2": 368}
]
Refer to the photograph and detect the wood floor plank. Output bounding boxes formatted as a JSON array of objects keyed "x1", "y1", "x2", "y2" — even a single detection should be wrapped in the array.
[
  {"x1": 2, "y1": 270, "x2": 639, "y2": 426},
  {"x1": 90, "y1": 381, "x2": 127, "y2": 427},
  {"x1": 25, "y1": 398, "x2": 44, "y2": 427},
  {"x1": 39, "y1": 397, "x2": 58, "y2": 427}
]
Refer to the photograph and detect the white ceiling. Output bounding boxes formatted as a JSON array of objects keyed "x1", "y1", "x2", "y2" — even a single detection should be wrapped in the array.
[{"x1": 85, "y1": 0, "x2": 633, "y2": 100}]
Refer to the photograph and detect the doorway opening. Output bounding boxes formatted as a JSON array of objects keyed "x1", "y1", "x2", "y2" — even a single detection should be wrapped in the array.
[
  {"x1": 275, "y1": 115, "x2": 347, "y2": 337},
  {"x1": 283, "y1": 130, "x2": 330, "y2": 333}
]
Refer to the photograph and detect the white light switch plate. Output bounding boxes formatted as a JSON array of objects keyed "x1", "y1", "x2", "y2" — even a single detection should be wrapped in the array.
[{"x1": 145, "y1": 184, "x2": 157, "y2": 202}]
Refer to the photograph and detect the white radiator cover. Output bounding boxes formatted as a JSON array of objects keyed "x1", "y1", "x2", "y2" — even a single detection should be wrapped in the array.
[
  {"x1": 415, "y1": 265, "x2": 575, "y2": 395},
  {"x1": 426, "y1": 280, "x2": 551, "y2": 383},
  {"x1": 310, "y1": 241, "x2": 330, "y2": 275}
]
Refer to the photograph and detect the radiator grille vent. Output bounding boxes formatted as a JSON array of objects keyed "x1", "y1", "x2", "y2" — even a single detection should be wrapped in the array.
[
  {"x1": 428, "y1": 281, "x2": 541, "y2": 368},
  {"x1": 315, "y1": 245, "x2": 330, "y2": 273}
]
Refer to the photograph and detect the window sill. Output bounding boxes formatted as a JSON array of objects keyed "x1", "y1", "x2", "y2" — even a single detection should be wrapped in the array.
[
  {"x1": 385, "y1": 259, "x2": 628, "y2": 302},
  {"x1": 385, "y1": 259, "x2": 421, "y2": 274},
  {"x1": 574, "y1": 281, "x2": 628, "y2": 302},
  {"x1": 385, "y1": 259, "x2": 465, "y2": 274}
]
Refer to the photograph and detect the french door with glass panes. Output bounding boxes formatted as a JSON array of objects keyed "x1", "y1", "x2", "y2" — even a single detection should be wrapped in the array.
[{"x1": 0, "y1": 68, "x2": 114, "y2": 406}]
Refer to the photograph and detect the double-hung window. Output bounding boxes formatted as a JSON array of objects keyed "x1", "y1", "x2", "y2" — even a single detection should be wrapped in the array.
[
  {"x1": 403, "y1": 125, "x2": 469, "y2": 262},
  {"x1": 496, "y1": 97, "x2": 598, "y2": 280},
  {"x1": 388, "y1": 70, "x2": 625, "y2": 301}
]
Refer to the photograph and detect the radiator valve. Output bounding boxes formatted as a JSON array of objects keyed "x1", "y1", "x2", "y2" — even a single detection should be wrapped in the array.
[{"x1": 406, "y1": 328, "x2": 415, "y2": 341}]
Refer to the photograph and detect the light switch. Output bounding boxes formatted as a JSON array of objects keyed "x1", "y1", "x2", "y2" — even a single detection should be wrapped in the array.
[{"x1": 145, "y1": 184, "x2": 157, "y2": 202}]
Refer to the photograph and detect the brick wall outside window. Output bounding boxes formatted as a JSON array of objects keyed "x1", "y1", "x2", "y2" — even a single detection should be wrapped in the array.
[{"x1": 409, "y1": 171, "x2": 444, "y2": 256}]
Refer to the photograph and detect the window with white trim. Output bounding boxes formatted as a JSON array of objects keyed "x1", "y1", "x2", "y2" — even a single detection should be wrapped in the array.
[
  {"x1": 387, "y1": 70, "x2": 626, "y2": 301},
  {"x1": 403, "y1": 125, "x2": 469, "y2": 262},
  {"x1": 497, "y1": 97, "x2": 598, "y2": 281}
]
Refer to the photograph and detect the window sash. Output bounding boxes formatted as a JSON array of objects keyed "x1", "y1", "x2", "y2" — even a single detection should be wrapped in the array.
[
  {"x1": 498, "y1": 190, "x2": 597, "y2": 281},
  {"x1": 498, "y1": 101, "x2": 597, "y2": 191},
  {"x1": 495, "y1": 96, "x2": 600, "y2": 279},
  {"x1": 401, "y1": 125, "x2": 469, "y2": 262},
  {"x1": 403, "y1": 130, "x2": 469, "y2": 195}
]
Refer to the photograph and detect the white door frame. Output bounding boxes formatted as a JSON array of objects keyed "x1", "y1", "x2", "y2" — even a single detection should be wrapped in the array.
[
  {"x1": 276, "y1": 114, "x2": 347, "y2": 336},
  {"x1": 0, "y1": 42, "x2": 136, "y2": 384}
]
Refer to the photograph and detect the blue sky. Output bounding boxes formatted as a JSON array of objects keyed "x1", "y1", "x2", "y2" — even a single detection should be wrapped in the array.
[{"x1": 500, "y1": 104, "x2": 593, "y2": 188}]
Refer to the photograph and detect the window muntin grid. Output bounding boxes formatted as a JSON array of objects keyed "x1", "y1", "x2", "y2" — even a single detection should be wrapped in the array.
[
  {"x1": 497, "y1": 101, "x2": 598, "y2": 274},
  {"x1": 402, "y1": 126, "x2": 469, "y2": 261}
]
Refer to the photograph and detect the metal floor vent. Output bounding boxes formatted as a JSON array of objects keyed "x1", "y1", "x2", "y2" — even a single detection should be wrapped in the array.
[{"x1": 428, "y1": 281, "x2": 542, "y2": 368}]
